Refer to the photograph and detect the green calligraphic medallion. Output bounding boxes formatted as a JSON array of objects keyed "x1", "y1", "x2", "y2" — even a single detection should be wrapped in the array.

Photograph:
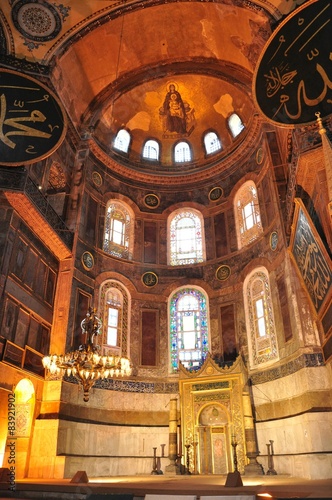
[
  {"x1": 253, "y1": 0, "x2": 332, "y2": 126},
  {"x1": 0, "y1": 69, "x2": 67, "y2": 165}
]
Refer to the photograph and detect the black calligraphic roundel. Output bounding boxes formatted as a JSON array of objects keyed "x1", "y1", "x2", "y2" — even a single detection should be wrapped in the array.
[
  {"x1": 0, "y1": 69, "x2": 67, "y2": 165},
  {"x1": 253, "y1": 0, "x2": 332, "y2": 127}
]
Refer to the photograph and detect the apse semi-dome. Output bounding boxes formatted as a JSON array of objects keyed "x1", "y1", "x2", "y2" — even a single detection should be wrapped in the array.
[{"x1": 92, "y1": 74, "x2": 254, "y2": 170}]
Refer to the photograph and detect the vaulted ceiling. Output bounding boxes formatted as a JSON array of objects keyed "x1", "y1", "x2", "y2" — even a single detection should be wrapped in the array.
[{"x1": 1, "y1": 0, "x2": 306, "y2": 170}]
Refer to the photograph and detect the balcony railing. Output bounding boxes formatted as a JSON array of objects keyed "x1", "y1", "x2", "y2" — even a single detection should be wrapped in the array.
[{"x1": 0, "y1": 167, "x2": 74, "y2": 250}]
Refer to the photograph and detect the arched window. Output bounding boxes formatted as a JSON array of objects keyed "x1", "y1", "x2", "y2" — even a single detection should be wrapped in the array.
[
  {"x1": 113, "y1": 129, "x2": 131, "y2": 153},
  {"x1": 204, "y1": 131, "x2": 222, "y2": 155},
  {"x1": 99, "y1": 280, "x2": 130, "y2": 356},
  {"x1": 244, "y1": 268, "x2": 278, "y2": 368},
  {"x1": 105, "y1": 288, "x2": 122, "y2": 346},
  {"x1": 170, "y1": 287, "x2": 209, "y2": 372},
  {"x1": 168, "y1": 209, "x2": 205, "y2": 265},
  {"x1": 234, "y1": 181, "x2": 263, "y2": 249},
  {"x1": 103, "y1": 201, "x2": 133, "y2": 259},
  {"x1": 174, "y1": 141, "x2": 191, "y2": 163},
  {"x1": 228, "y1": 113, "x2": 245, "y2": 138},
  {"x1": 143, "y1": 139, "x2": 159, "y2": 161}
]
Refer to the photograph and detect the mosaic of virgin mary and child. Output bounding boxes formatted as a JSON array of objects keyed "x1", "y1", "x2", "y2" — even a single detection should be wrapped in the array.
[{"x1": 159, "y1": 83, "x2": 196, "y2": 137}]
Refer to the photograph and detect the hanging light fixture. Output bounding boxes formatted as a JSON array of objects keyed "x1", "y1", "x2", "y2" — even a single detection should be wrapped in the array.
[{"x1": 42, "y1": 308, "x2": 132, "y2": 402}]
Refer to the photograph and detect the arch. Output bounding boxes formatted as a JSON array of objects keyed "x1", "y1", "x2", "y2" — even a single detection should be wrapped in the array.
[
  {"x1": 168, "y1": 208, "x2": 205, "y2": 266},
  {"x1": 234, "y1": 180, "x2": 263, "y2": 249},
  {"x1": 113, "y1": 128, "x2": 131, "y2": 153},
  {"x1": 243, "y1": 267, "x2": 279, "y2": 368},
  {"x1": 169, "y1": 286, "x2": 209, "y2": 373},
  {"x1": 142, "y1": 139, "x2": 160, "y2": 161},
  {"x1": 197, "y1": 403, "x2": 231, "y2": 474},
  {"x1": 174, "y1": 141, "x2": 192, "y2": 163},
  {"x1": 103, "y1": 200, "x2": 134, "y2": 259},
  {"x1": 228, "y1": 112, "x2": 245, "y2": 138},
  {"x1": 99, "y1": 280, "x2": 130, "y2": 357},
  {"x1": 204, "y1": 131, "x2": 222, "y2": 155}
]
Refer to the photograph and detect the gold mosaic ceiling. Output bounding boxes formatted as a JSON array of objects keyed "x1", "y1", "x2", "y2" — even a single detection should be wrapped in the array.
[{"x1": 1, "y1": 0, "x2": 307, "y2": 168}]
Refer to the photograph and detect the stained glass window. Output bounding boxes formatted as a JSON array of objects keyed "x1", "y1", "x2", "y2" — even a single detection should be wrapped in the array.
[
  {"x1": 170, "y1": 287, "x2": 209, "y2": 372},
  {"x1": 113, "y1": 129, "x2": 130, "y2": 153},
  {"x1": 174, "y1": 141, "x2": 191, "y2": 162},
  {"x1": 244, "y1": 269, "x2": 278, "y2": 367},
  {"x1": 228, "y1": 113, "x2": 245, "y2": 138},
  {"x1": 143, "y1": 139, "x2": 159, "y2": 160},
  {"x1": 169, "y1": 209, "x2": 204, "y2": 265},
  {"x1": 204, "y1": 131, "x2": 222, "y2": 155},
  {"x1": 235, "y1": 181, "x2": 263, "y2": 248},
  {"x1": 103, "y1": 201, "x2": 133, "y2": 259}
]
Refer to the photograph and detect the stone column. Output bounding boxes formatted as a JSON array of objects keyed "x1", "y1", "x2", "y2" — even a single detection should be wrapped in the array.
[{"x1": 165, "y1": 398, "x2": 179, "y2": 474}]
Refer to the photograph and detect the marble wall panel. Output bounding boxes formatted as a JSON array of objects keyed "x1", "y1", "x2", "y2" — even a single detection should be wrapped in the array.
[
  {"x1": 256, "y1": 412, "x2": 332, "y2": 479},
  {"x1": 63, "y1": 456, "x2": 169, "y2": 478},
  {"x1": 252, "y1": 366, "x2": 330, "y2": 405},
  {"x1": 28, "y1": 419, "x2": 65, "y2": 478},
  {"x1": 58, "y1": 420, "x2": 169, "y2": 461}
]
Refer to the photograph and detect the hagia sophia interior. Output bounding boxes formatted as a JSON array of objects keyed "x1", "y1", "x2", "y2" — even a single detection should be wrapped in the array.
[{"x1": 0, "y1": 0, "x2": 331, "y2": 493}]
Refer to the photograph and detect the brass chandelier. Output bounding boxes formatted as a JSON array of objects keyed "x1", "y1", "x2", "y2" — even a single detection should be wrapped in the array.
[{"x1": 42, "y1": 307, "x2": 132, "y2": 402}]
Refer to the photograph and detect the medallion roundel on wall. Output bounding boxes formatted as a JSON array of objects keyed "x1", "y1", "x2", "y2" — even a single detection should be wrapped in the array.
[
  {"x1": 144, "y1": 194, "x2": 160, "y2": 209},
  {"x1": 209, "y1": 186, "x2": 223, "y2": 202},
  {"x1": 215, "y1": 265, "x2": 231, "y2": 282},
  {"x1": 141, "y1": 272, "x2": 158, "y2": 287},
  {"x1": 81, "y1": 252, "x2": 94, "y2": 271},
  {"x1": 12, "y1": 0, "x2": 62, "y2": 42}
]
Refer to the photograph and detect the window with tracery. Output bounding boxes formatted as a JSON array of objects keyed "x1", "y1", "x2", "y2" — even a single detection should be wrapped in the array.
[
  {"x1": 113, "y1": 129, "x2": 131, "y2": 153},
  {"x1": 105, "y1": 288, "x2": 122, "y2": 346},
  {"x1": 103, "y1": 201, "x2": 133, "y2": 259},
  {"x1": 174, "y1": 141, "x2": 191, "y2": 163},
  {"x1": 143, "y1": 139, "x2": 159, "y2": 161},
  {"x1": 235, "y1": 181, "x2": 263, "y2": 248},
  {"x1": 244, "y1": 269, "x2": 278, "y2": 367},
  {"x1": 99, "y1": 280, "x2": 130, "y2": 356},
  {"x1": 169, "y1": 209, "x2": 204, "y2": 266},
  {"x1": 170, "y1": 287, "x2": 209, "y2": 372},
  {"x1": 204, "y1": 131, "x2": 222, "y2": 155},
  {"x1": 228, "y1": 113, "x2": 245, "y2": 138}
]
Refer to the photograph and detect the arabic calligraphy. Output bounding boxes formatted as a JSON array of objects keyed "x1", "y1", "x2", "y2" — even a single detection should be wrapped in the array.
[
  {"x1": 0, "y1": 69, "x2": 66, "y2": 165},
  {"x1": 142, "y1": 272, "x2": 158, "y2": 287},
  {"x1": 292, "y1": 208, "x2": 331, "y2": 312},
  {"x1": 254, "y1": 0, "x2": 332, "y2": 126}
]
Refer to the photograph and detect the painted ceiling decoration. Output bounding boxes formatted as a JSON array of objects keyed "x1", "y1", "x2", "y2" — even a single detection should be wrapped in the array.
[{"x1": 0, "y1": 0, "x2": 310, "y2": 172}]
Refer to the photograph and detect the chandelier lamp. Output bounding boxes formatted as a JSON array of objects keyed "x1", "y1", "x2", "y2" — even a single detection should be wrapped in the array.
[{"x1": 42, "y1": 307, "x2": 132, "y2": 402}]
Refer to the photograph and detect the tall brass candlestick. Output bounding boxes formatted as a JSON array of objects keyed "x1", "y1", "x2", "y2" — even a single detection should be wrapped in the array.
[{"x1": 168, "y1": 398, "x2": 178, "y2": 463}]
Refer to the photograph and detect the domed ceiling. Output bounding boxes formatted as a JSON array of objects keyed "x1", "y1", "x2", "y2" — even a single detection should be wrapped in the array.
[{"x1": 1, "y1": 0, "x2": 305, "y2": 170}]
